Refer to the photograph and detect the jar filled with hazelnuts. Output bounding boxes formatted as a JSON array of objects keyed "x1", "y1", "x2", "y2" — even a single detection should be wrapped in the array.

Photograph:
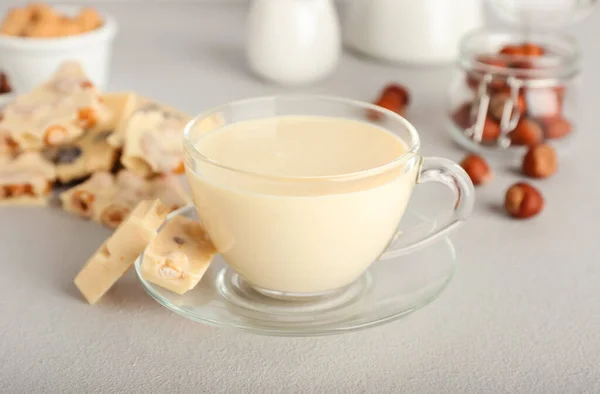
[{"x1": 447, "y1": 29, "x2": 580, "y2": 156}]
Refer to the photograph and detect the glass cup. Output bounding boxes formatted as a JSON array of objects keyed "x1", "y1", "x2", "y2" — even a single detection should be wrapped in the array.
[{"x1": 183, "y1": 96, "x2": 475, "y2": 298}]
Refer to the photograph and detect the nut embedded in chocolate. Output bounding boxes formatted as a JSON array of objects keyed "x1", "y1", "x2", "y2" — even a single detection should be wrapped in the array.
[
  {"x1": 6, "y1": 184, "x2": 34, "y2": 197},
  {"x1": 100, "y1": 204, "x2": 131, "y2": 229},
  {"x1": 71, "y1": 190, "x2": 95, "y2": 218},
  {"x1": 54, "y1": 146, "x2": 83, "y2": 164},
  {"x1": 173, "y1": 236, "x2": 186, "y2": 245}
]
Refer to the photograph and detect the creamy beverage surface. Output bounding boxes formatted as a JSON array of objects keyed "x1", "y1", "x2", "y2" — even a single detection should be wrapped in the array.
[
  {"x1": 194, "y1": 116, "x2": 407, "y2": 178},
  {"x1": 186, "y1": 116, "x2": 419, "y2": 293}
]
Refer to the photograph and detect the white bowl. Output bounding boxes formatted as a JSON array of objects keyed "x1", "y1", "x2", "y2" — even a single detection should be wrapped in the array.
[{"x1": 0, "y1": 6, "x2": 117, "y2": 93}]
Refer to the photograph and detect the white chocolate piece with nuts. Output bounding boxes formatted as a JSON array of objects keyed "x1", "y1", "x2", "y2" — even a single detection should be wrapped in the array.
[
  {"x1": 59, "y1": 170, "x2": 190, "y2": 229},
  {"x1": 74, "y1": 199, "x2": 170, "y2": 304},
  {"x1": 0, "y1": 152, "x2": 56, "y2": 205},
  {"x1": 0, "y1": 61, "x2": 113, "y2": 151},
  {"x1": 141, "y1": 216, "x2": 216, "y2": 295},
  {"x1": 95, "y1": 92, "x2": 138, "y2": 135},
  {"x1": 43, "y1": 130, "x2": 118, "y2": 183},
  {"x1": 117, "y1": 98, "x2": 190, "y2": 177}
]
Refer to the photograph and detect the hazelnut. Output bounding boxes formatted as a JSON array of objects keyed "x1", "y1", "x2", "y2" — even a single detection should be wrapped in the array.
[
  {"x1": 78, "y1": 107, "x2": 97, "y2": 128},
  {"x1": 541, "y1": 116, "x2": 572, "y2": 139},
  {"x1": 509, "y1": 60, "x2": 535, "y2": 70},
  {"x1": 43, "y1": 125, "x2": 68, "y2": 146},
  {"x1": 504, "y1": 182, "x2": 544, "y2": 219},
  {"x1": 522, "y1": 144, "x2": 557, "y2": 179},
  {"x1": 521, "y1": 42, "x2": 545, "y2": 57},
  {"x1": 76, "y1": 8, "x2": 103, "y2": 31},
  {"x1": 383, "y1": 84, "x2": 410, "y2": 107},
  {"x1": 28, "y1": 3, "x2": 58, "y2": 23},
  {"x1": 71, "y1": 190, "x2": 95, "y2": 218},
  {"x1": 0, "y1": 20, "x2": 25, "y2": 36},
  {"x1": 5, "y1": 7, "x2": 32, "y2": 24},
  {"x1": 80, "y1": 80, "x2": 95, "y2": 89},
  {"x1": 57, "y1": 18, "x2": 82, "y2": 37},
  {"x1": 499, "y1": 43, "x2": 545, "y2": 57},
  {"x1": 23, "y1": 21, "x2": 60, "y2": 38},
  {"x1": 451, "y1": 103, "x2": 473, "y2": 129},
  {"x1": 488, "y1": 92, "x2": 526, "y2": 121},
  {"x1": 481, "y1": 118, "x2": 501, "y2": 143},
  {"x1": 100, "y1": 204, "x2": 130, "y2": 229},
  {"x1": 172, "y1": 161, "x2": 185, "y2": 175},
  {"x1": 499, "y1": 45, "x2": 522, "y2": 56},
  {"x1": 369, "y1": 83, "x2": 410, "y2": 120},
  {"x1": 509, "y1": 119, "x2": 543, "y2": 146},
  {"x1": 453, "y1": 106, "x2": 499, "y2": 141},
  {"x1": 7, "y1": 184, "x2": 33, "y2": 197},
  {"x1": 460, "y1": 154, "x2": 492, "y2": 186}
]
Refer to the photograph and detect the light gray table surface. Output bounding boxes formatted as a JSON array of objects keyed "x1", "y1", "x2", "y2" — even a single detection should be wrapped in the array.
[{"x1": 1, "y1": 3, "x2": 600, "y2": 394}]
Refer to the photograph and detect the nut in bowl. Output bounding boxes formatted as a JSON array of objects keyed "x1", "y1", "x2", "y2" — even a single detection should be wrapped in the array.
[{"x1": 0, "y1": 3, "x2": 117, "y2": 93}]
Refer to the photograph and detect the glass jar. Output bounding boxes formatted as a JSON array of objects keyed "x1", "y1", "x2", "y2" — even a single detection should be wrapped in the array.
[{"x1": 447, "y1": 29, "x2": 581, "y2": 156}]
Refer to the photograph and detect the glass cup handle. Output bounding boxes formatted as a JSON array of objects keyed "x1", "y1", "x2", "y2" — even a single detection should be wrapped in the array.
[{"x1": 380, "y1": 157, "x2": 475, "y2": 259}]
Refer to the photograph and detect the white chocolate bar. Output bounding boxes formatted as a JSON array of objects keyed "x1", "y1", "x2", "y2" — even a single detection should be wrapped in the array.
[
  {"x1": 117, "y1": 97, "x2": 190, "y2": 177},
  {"x1": 59, "y1": 170, "x2": 190, "y2": 229},
  {"x1": 0, "y1": 61, "x2": 113, "y2": 151},
  {"x1": 74, "y1": 199, "x2": 170, "y2": 304},
  {"x1": 141, "y1": 216, "x2": 216, "y2": 295},
  {"x1": 96, "y1": 92, "x2": 137, "y2": 135},
  {"x1": 43, "y1": 130, "x2": 119, "y2": 183},
  {"x1": 0, "y1": 152, "x2": 56, "y2": 205}
]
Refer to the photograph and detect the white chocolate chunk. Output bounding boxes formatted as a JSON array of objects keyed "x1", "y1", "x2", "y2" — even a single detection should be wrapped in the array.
[
  {"x1": 59, "y1": 170, "x2": 190, "y2": 229},
  {"x1": 0, "y1": 61, "x2": 113, "y2": 150},
  {"x1": 59, "y1": 171, "x2": 116, "y2": 220},
  {"x1": 74, "y1": 199, "x2": 170, "y2": 304},
  {"x1": 0, "y1": 152, "x2": 55, "y2": 205},
  {"x1": 118, "y1": 97, "x2": 190, "y2": 177},
  {"x1": 141, "y1": 216, "x2": 216, "y2": 295},
  {"x1": 97, "y1": 92, "x2": 137, "y2": 135},
  {"x1": 43, "y1": 130, "x2": 118, "y2": 183}
]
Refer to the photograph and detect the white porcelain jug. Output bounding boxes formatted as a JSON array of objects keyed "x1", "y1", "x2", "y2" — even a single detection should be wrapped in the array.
[{"x1": 246, "y1": 0, "x2": 341, "y2": 85}]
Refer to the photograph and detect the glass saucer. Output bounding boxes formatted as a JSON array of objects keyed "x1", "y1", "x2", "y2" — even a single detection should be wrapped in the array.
[{"x1": 134, "y1": 206, "x2": 456, "y2": 337}]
